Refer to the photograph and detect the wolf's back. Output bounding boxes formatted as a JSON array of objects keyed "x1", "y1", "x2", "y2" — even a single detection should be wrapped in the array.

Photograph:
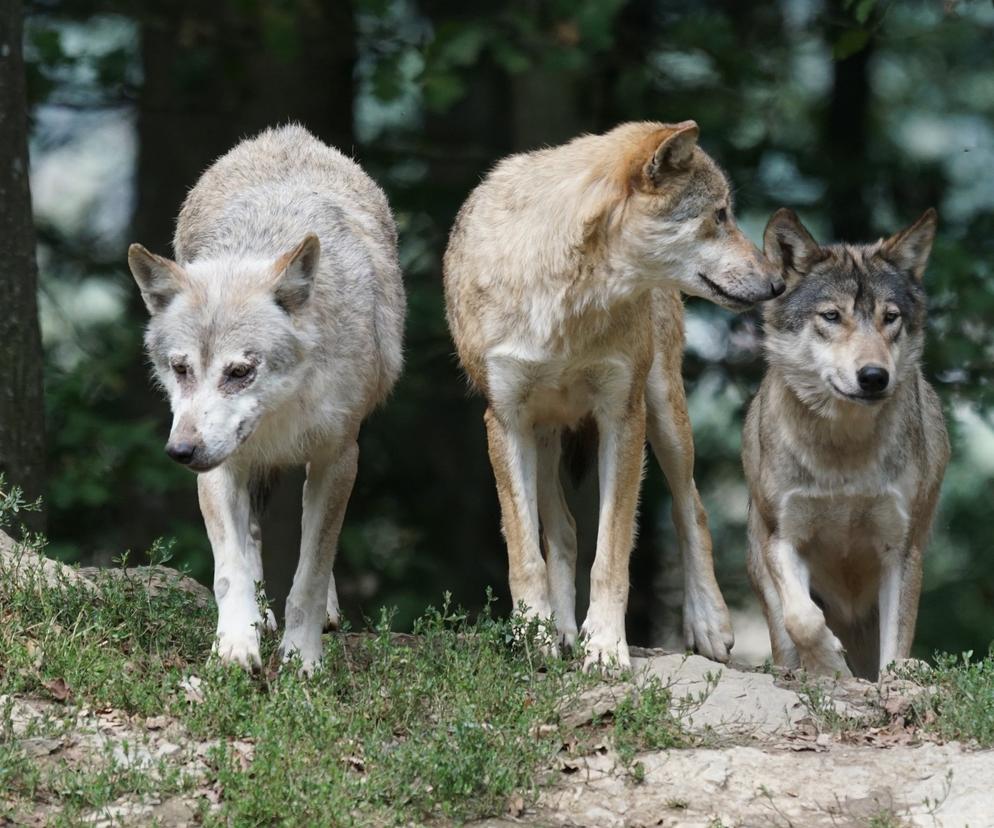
[{"x1": 174, "y1": 124, "x2": 404, "y2": 405}]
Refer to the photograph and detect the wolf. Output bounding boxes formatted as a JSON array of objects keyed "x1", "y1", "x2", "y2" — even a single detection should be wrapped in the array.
[
  {"x1": 743, "y1": 208, "x2": 948, "y2": 679},
  {"x1": 444, "y1": 121, "x2": 784, "y2": 669},
  {"x1": 127, "y1": 125, "x2": 405, "y2": 672}
]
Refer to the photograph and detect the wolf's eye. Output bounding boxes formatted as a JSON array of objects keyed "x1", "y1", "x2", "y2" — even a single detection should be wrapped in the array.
[
  {"x1": 226, "y1": 364, "x2": 253, "y2": 380},
  {"x1": 172, "y1": 362, "x2": 188, "y2": 376},
  {"x1": 820, "y1": 310, "x2": 841, "y2": 323},
  {"x1": 884, "y1": 310, "x2": 901, "y2": 324},
  {"x1": 715, "y1": 208, "x2": 728, "y2": 224}
]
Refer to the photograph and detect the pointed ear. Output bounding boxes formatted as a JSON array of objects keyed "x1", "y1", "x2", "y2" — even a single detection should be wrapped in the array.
[
  {"x1": 763, "y1": 208, "x2": 821, "y2": 283},
  {"x1": 879, "y1": 208, "x2": 937, "y2": 282},
  {"x1": 644, "y1": 121, "x2": 699, "y2": 186},
  {"x1": 272, "y1": 234, "x2": 320, "y2": 313},
  {"x1": 128, "y1": 244, "x2": 187, "y2": 314}
]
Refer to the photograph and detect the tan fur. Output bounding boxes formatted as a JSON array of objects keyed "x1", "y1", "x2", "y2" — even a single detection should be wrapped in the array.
[{"x1": 445, "y1": 122, "x2": 782, "y2": 668}]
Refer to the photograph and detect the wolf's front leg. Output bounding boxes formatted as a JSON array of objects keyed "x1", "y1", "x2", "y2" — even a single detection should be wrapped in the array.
[
  {"x1": 879, "y1": 544, "x2": 923, "y2": 674},
  {"x1": 767, "y1": 535, "x2": 851, "y2": 677},
  {"x1": 484, "y1": 408, "x2": 555, "y2": 651},
  {"x1": 646, "y1": 354, "x2": 733, "y2": 662},
  {"x1": 280, "y1": 441, "x2": 359, "y2": 675},
  {"x1": 198, "y1": 466, "x2": 265, "y2": 671},
  {"x1": 581, "y1": 397, "x2": 646, "y2": 672}
]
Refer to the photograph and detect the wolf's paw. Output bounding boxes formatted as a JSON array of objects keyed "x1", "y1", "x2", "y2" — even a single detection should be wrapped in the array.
[
  {"x1": 785, "y1": 607, "x2": 850, "y2": 677},
  {"x1": 213, "y1": 628, "x2": 262, "y2": 673},
  {"x1": 683, "y1": 583, "x2": 734, "y2": 663},
  {"x1": 579, "y1": 613, "x2": 630, "y2": 674},
  {"x1": 557, "y1": 623, "x2": 579, "y2": 653},
  {"x1": 510, "y1": 593, "x2": 560, "y2": 656},
  {"x1": 279, "y1": 630, "x2": 324, "y2": 677},
  {"x1": 511, "y1": 614, "x2": 560, "y2": 658},
  {"x1": 799, "y1": 634, "x2": 851, "y2": 678}
]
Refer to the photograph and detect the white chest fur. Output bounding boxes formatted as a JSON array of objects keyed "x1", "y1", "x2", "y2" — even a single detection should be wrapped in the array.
[{"x1": 486, "y1": 344, "x2": 635, "y2": 429}]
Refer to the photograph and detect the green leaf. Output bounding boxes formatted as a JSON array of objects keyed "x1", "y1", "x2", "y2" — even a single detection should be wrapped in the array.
[
  {"x1": 853, "y1": 0, "x2": 877, "y2": 25},
  {"x1": 422, "y1": 73, "x2": 465, "y2": 111},
  {"x1": 833, "y1": 28, "x2": 871, "y2": 60}
]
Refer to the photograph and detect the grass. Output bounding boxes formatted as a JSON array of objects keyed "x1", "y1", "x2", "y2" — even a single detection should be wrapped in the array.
[
  {"x1": 901, "y1": 652, "x2": 994, "y2": 746},
  {"x1": 0, "y1": 480, "x2": 697, "y2": 825}
]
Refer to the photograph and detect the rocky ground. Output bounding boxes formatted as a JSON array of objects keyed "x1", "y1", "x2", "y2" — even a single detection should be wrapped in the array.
[
  {"x1": 6, "y1": 647, "x2": 990, "y2": 827},
  {"x1": 3, "y1": 532, "x2": 993, "y2": 827},
  {"x1": 482, "y1": 651, "x2": 992, "y2": 827}
]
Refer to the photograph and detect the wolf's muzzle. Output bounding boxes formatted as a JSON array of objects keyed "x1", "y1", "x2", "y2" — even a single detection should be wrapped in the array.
[
  {"x1": 165, "y1": 441, "x2": 197, "y2": 465},
  {"x1": 857, "y1": 365, "x2": 890, "y2": 394}
]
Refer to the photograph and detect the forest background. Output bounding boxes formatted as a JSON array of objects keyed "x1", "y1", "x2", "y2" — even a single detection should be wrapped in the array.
[{"x1": 2, "y1": 0, "x2": 992, "y2": 660}]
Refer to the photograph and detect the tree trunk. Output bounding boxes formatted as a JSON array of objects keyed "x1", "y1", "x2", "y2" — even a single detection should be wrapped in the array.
[
  {"x1": 826, "y1": 12, "x2": 875, "y2": 239},
  {"x1": 0, "y1": 0, "x2": 46, "y2": 526}
]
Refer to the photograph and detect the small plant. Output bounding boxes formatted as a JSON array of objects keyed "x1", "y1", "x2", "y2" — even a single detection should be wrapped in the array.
[
  {"x1": 3, "y1": 538, "x2": 679, "y2": 825},
  {"x1": 613, "y1": 675, "x2": 687, "y2": 770},
  {"x1": 902, "y1": 651, "x2": 994, "y2": 746},
  {"x1": 0, "y1": 475, "x2": 43, "y2": 530}
]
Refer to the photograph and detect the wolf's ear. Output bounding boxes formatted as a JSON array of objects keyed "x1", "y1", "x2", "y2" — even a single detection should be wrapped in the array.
[
  {"x1": 879, "y1": 208, "x2": 937, "y2": 282},
  {"x1": 128, "y1": 244, "x2": 187, "y2": 315},
  {"x1": 644, "y1": 121, "x2": 699, "y2": 185},
  {"x1": 272, "y1": 234, "x2": 320, "y2": 313},
  {"x1": 763, "y1": 209, "x2": 820, "y2": 284}
]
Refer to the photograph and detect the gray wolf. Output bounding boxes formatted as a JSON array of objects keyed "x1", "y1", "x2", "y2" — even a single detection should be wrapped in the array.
[
  {"x1": 743, "y1": 208, "x2": 948, "y2": 679},
  {"x1": 443, "y1": 121, "x2": 784, "y2": 669},
  {"x1": 128, "y1": 125, "x2": 404, "y2": 672}
]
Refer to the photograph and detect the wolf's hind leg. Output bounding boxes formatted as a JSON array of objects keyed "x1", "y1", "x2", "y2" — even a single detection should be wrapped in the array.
[
  {"x1": 247, "y1": 514, "x2": 277, "y2": 633},
  {"x1": 536, "y1": 426, "x2": 578, "y2": 649},
  {"x1": 280, "y1": 440, "x2": 359, "y2": 674},
  {"x1": 646, "y1": 351, "x2": 734, "y2": 663},
  {"x1": 324, "y1": 572, "x2": 341, "y2": 632},
  {"x1": 199, "y1": 465, "x2": 265, "y2": 671}
]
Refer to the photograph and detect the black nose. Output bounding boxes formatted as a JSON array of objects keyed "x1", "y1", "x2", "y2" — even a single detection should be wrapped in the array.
[
  {"x1": 857, "y1": 365, "x2": 889, "y2": 394},
  {"x1": 165, "y1": 441, "x2": 197, "y2": 465},
  {"x1": 770, "y1": 279, "x2": 786, "y2": 298}
]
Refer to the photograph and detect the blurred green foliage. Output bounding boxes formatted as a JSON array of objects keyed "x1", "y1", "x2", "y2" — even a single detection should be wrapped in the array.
[{"x1": 20, "y1": 0, "x2": 994, "y2": 655}]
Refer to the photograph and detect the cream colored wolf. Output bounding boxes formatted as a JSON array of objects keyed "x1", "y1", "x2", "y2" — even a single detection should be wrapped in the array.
[
  {"x1": 444, "y1": 121, "x2": 784, "y2": 669},
  {"x1": 128, "y1": 125, "x2": 404, "y2": 672},
  {"x1": 744, "y1": 208, "x2": 948, "y2": 679}
]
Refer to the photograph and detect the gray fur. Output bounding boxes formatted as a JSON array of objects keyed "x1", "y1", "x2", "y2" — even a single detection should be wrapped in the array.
[
  {"x1": 743, "y1": 208, "x2": 948, "y2": 680},
  {"x1": 128, "y1": 125, "x2": 405, "y2": 673},
  {"x1": 133, "y1": 125, "x2": 404, "y2": 471}
]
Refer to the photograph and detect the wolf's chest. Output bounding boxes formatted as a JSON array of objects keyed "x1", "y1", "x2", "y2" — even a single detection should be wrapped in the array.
[
  {"x1": 485, "y1": 347, "x2": 636, "y2": 428},
  {"x1": 780, "y1": 488, "x2": 910, "y2": 560}
]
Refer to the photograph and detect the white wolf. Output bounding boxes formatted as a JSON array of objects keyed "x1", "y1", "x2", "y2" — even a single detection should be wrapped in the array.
[{"x1": 128, "y1": 125, "x2": 404, "y2": 672}]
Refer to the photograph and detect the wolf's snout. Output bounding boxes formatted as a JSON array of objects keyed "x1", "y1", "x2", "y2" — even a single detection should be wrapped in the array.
[
  {"x1": 165, "y1": 440, "x2": 198, "y2": 465},
  {"x1": 857, "y1": 365, "x2": 890, "y2": 394},
  {"x1": 770, "y1": 278, "x2": 786, "y2": 298}
]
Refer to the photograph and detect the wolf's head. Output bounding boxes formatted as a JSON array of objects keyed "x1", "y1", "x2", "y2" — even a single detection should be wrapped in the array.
[
  {"x1": 128, "y1": 235, "x2": 320, "y2": 472},
  {"x1": 596, "y1": 121, "x2": 784, "y2": 309},
  {"x1": 761, "y1": 208, "x2": 937, "y2": 412}
]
